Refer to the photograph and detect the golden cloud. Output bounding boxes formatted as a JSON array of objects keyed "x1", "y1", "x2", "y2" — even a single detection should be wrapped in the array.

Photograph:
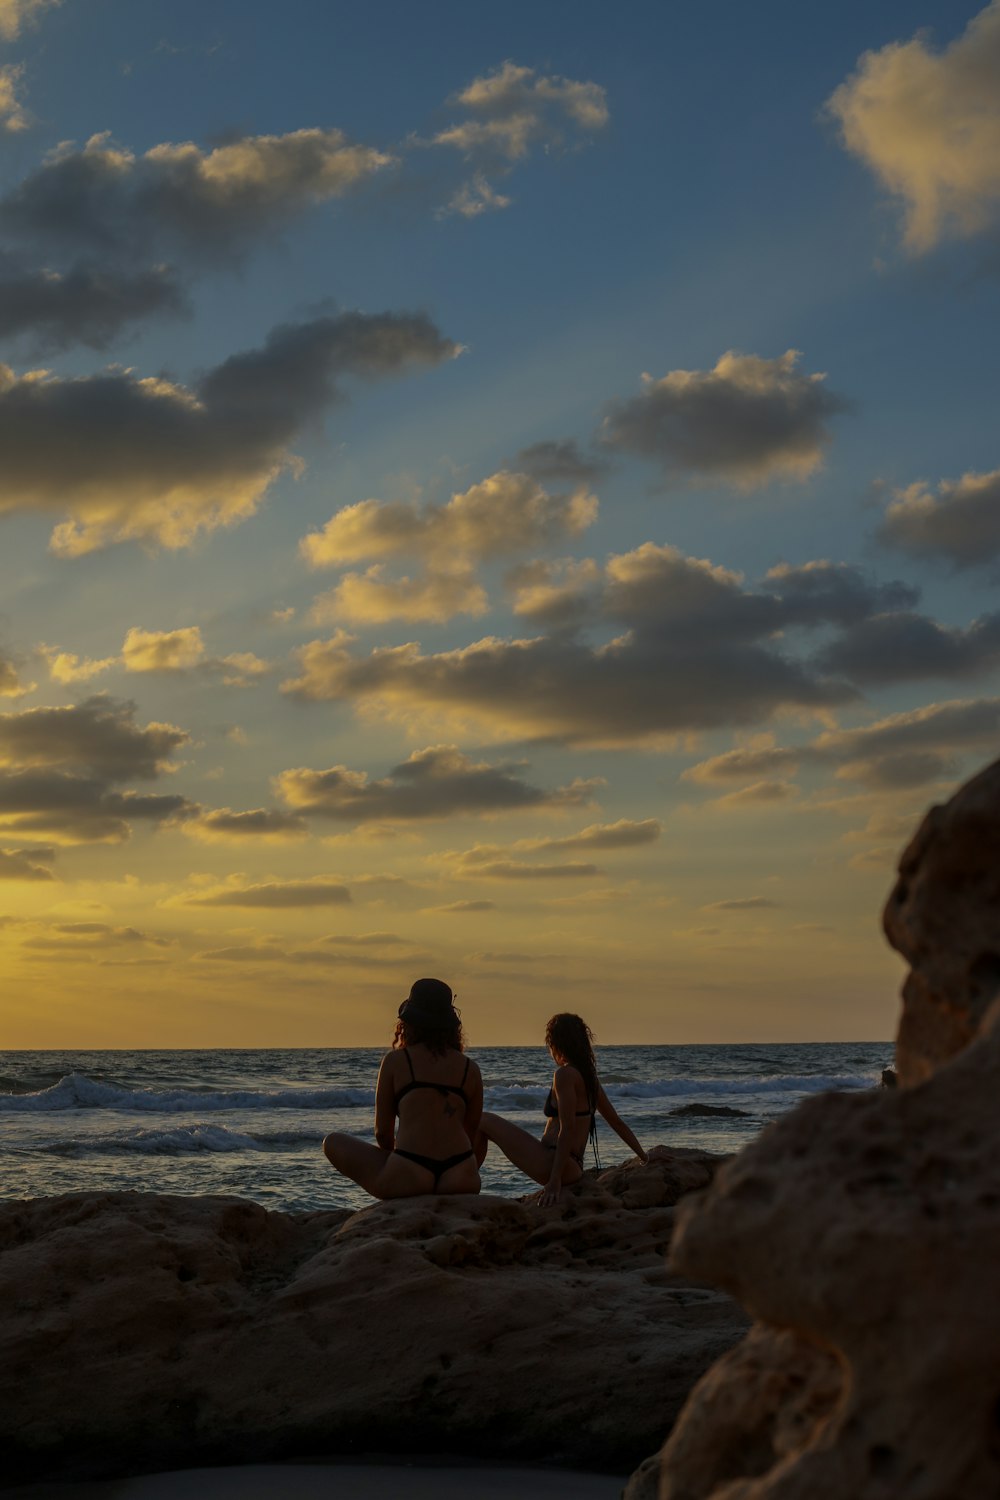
[{"x1": 828, "y1": 2, "x2": 1000, "y2": 251}]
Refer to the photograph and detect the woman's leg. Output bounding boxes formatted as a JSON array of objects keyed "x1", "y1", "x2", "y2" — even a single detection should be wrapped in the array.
[
  {"x1": 478, "y1": 1111, "x2": 581, "y2": 1188},
  {"x1": 323, "y1": 1132, "x2": 393, "y2": 1196},
  {"x1": 324, "y1": 1132, "x2": 480, "y2": 1200}
]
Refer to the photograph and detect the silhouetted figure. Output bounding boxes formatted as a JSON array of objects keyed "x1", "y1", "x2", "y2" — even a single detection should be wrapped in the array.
[
  {"x1": 323, "y1": 978, "x2": 483, "y2": 1198},
  {"x1": 477, "y1": 1012, "x2": 647, "y2": 1205}
]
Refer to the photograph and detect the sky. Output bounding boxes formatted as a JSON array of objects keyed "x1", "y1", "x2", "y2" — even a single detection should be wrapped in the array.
[{"x1": 1, "y1": 0, "x2": 999, "y2": 1048}]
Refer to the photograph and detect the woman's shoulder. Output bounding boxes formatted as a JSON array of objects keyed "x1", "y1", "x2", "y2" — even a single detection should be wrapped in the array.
[{"x1": 553, "y1": 1061, "x2": 583, "y2": 1086}]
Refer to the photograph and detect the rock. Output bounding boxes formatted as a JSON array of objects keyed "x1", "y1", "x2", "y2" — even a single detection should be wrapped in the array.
[
  {"x1": 879, "y1": 1066, "x2": 897, "y2": 1088},
  {"x1": 668, "y1": 1105, "x2": 750, "y2": 1118},
  {"x1": 883, "y1": 756, "x2": 1000, "y2": 1086},
  {"x1": 0, "y1": 1151, "x2": 747, "y2": 1485},
  {"x1": 630, "y1": 755, "x2": 1000, "y2": 1499}
]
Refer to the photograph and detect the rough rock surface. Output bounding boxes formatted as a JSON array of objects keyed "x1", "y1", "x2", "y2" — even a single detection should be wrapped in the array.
[
  {"x1": 883, "y1": 755, "x2": 1000, "y2": 1086},
  {"x1": 626, "y1": 757, "x2": 1000, "y2": 1500},
  {"x1": 0, "y1": 1150, "x2": 746, "y2": 1484}
]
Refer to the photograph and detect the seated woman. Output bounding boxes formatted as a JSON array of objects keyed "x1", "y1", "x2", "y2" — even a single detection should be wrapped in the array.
[
  {"x1": 477, "y1": 1012, "x2": 647, "y2": 1205},
  {"x1": 323, "y1": 978, "x2": 483, "y2": 1199}
]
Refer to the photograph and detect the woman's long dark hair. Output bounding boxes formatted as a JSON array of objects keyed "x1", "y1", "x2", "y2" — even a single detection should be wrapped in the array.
[
  {"x1": 392, "y1": 1015, "x2": 465, "y2": 1058},
  {"x1": 545, "y1": 1013, "x2": 598, "y2": 1108}
]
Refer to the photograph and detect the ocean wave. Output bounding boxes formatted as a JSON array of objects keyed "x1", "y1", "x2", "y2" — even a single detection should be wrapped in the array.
[
  {"x1": 0, "y1": 1072, "x2": 374, "y2": 1114},
  {"x1": 0, "y1": 1069, "x2": 875, "y2": 1115},
  {"x1": 37, "y1": 1124, "x2": 325, "y2": 1157},
  {"x1": 601, "y1": 1073, "x2": 873, "y2": 1099}
]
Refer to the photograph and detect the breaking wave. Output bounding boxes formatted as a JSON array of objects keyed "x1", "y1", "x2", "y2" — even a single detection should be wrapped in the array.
[{"x1": 0, "y1": 1069, "x2": 874, "y2": 1114}]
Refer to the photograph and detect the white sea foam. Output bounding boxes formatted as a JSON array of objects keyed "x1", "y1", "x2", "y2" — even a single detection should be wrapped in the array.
[
  {"x1": 0, "y1": 1069, "x2": 873, "y2": 1114},
  {"x1": 0, "y1": 1072, "x2": 373, "y2": 1114},
  {"x1": 39, "y1": 1124, "x2": 325, "y2": 1156}
]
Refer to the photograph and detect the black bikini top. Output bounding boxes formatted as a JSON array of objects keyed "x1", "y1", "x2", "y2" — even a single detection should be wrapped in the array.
[
  {"x1": 395, "y1": 1048, "x2": 470, "y2": 1108},
  {"x1": 543, "y1": 1084, "x2": 595, "y2": 1119}
]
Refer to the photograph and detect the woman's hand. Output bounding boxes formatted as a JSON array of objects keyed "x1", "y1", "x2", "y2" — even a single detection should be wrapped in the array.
[{"x1": 540, "y1": 1176, "x2": 562, "y2": 1207}]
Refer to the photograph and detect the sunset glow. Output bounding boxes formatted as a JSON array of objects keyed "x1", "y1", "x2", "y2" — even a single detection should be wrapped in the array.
[{"x1": 2, "y1": 0, "x2": 999, "y2": 1046}]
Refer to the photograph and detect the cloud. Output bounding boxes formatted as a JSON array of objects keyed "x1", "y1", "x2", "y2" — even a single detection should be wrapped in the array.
[
  {"x1": 42, "y1": 629, "x2": 271, "y2": 686},
  {"x1": 512, "y1": 439, "x2": 607, "y2": 485},
  {"x1": 0, "y1": 1, "x2": 60, "y2": 39},
  {"x1": 687, "y1": 697, "x2": 1000, "y2": 792},
  {"x1": 180, "y1": 877, "x2": 351, "y2": 909},
  {"x1": 827, "y1": 2, "x2": 1000, "y2": 251},
  {"x1": 712, "y1": 781, "x2": 800, "y2": 808},
  {"x1": 301, "y1": 471, "x2": 597, "y2": 569},
  {"x1": 814, "y1": 699, "x2": 1000, "y2": 786},
  {"x1": 183, "y1": 808, "x2": 309, "y2": 844},
  {"x1": 22, "y1": 921, "x2": 169, "y2": 950},
  {"x1": 431, "y1": 60, "x2": 608, "y2": 164},
  {"x1": 451, "y1": 856, "x2": 601, "y2": 880},
  {"x1": 0, "y1": 311, "x2": 458, "y2": 556},
  {"x1": 275, "y1": 744, "x2": 600, "y2": 824},
  {"x1": 877, "y1": 469, "x2": 1000, "y2": 568},
  {"x1": 0, "y1": 649, "x2": 33, "y2": 698},
  {"x1": 438, "y1": 821, "x2": 661, "y2": 880},
  {"x1": 439, "y1": 172, "x2": 512, "y2": 218},
  {"x1": 507, "y1": 558, "x2": 602, "y2": 627},
  {"x1": 311, "y1": 565, "x2": 488, "y2": 626},
  {"x1": 0, "y1": 262, "x2": 188, "y2": 352},
  {"x1": 1, "y1": 128, "x2": 394, "y2": 263},
  {"x1": 0, "y1": 696, "x2": 194, "y2": 843},
  {"x1": 0, "y1": 844, "x2": 55, "y2": 880},
  {"x1": 0, "y1": 695, "x2": 187, "y2": 777},
  {"x1": 684, "y1": 744, "x2": 801, "y2": 784},
  {"x1": 283, "y1": 543, "x2": 856, "y2": 745},
  {"x1": 0, "y1": 62, "x2": 29, "y2": 133},
  {"x1": 600, "y1": 350, "x2": 847, "y2": 488},
  {"x1": 815, "y1": 610, "x2": 1000, "y2": 685},
  {"x1": 497, "y1": 818, "x2": 662, "y2": 854},
  {"x1": 701, "y1": 897, "x2": 780, "y2": 911},
  {"x1": 121, "y1": 626, "x2": 205, "y2": 672},
  {"x1": 0, "y1": 772, "x2": 195, "y2": 845},
  {"x1": 425, "y1": 899, "x2": 496, "y2": 913},
  {"x1": 762, "y1": 560, "x2": 918, "y2": 624},
  {"x1": 319, "y1": 931, "x2": 411, "y2": 947}
]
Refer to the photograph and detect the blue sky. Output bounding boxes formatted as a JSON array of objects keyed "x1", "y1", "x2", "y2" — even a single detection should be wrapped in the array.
[{"x1": 1, "y1": 0, "x2": 998, "y2": 1046}]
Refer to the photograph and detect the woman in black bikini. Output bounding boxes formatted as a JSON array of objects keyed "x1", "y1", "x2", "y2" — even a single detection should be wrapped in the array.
[
  {"x1": 476, "y1": 1012, "x2": 647, "y2": 1205},
  {"x1": 323, "y1": 978, "x2": 483, "y2": 1199}
]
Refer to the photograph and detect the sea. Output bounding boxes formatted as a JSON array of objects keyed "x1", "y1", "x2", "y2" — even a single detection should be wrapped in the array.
[{"x1": 0, "y1": 1042, "x2": 893, "y2": 1213}]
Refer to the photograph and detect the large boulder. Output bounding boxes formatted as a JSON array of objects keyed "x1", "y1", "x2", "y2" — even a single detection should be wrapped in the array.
[
  {"x1": 883, "y1": 756, "x2": 1000, "y2": 1085},
  {"x1": 0, "y1": 1150, "x2": 747, "y2": 1484},
  {"x1": 627, "y1": 756, "x2": 1000, "y2": 1500}
]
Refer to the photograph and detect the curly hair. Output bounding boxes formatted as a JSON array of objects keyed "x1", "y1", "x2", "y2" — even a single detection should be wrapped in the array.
[
  {"x1": 545, "y1": 1012, "x2": 598, "y2": 1108},
  {"x1": 392, "y1": 1014, "x2": 465, "y2": 1058}
]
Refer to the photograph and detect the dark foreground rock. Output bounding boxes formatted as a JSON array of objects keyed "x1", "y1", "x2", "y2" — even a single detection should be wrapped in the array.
[
  {"x1": 0, "y1": 1149, "x2": 746, "y2": 1485},
  {"x1": 627, "y1": 755, "x2": 1000, "y2": 1500}
]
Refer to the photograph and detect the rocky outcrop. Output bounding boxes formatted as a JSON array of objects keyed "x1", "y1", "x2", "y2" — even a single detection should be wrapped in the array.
[
  {"x1": 0, "y1": 1150, "x2": 746, "y2": 1484},
  {"x1": 883, "y1": 756, "x2": 1000, "y2": 1086},
  {"x1": 628, "y1": 756, "x2": 1000, "y2": 1500}
]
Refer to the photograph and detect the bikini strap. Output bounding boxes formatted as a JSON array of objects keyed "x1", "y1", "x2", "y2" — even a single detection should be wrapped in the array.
[
  {"x1": 460, "y1": 1056, "x2": 470, "y2": 1087},
  {"x1": 403, "y1": 1048, "x2": 416, "y2": 1081}
]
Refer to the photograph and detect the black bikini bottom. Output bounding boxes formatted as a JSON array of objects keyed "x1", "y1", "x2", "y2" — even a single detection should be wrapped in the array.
[
  {"x1": 393, "y1": 1146, "x2": 475, "y2": 1189},
  {"x1": 541, "y1": 1138, "x2": 585, "y2": 1169}
]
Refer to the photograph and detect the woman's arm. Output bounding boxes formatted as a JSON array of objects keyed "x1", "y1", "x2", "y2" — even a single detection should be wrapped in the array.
[
  {"x1": 374, "y1": 1053, "x2": 396, "y2": 1151},
  {"x1": 540, "y1": 1068, "x2": 577, "y2": 1206},
  {"x1": 596, "y1": 1082, "x2": 648, "y2": 1162}
]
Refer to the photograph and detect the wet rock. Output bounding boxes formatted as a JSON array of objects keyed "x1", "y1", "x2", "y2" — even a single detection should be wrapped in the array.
[{"x1": 668, "y1": 1104, "x2": 750, "y2": 1118}]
